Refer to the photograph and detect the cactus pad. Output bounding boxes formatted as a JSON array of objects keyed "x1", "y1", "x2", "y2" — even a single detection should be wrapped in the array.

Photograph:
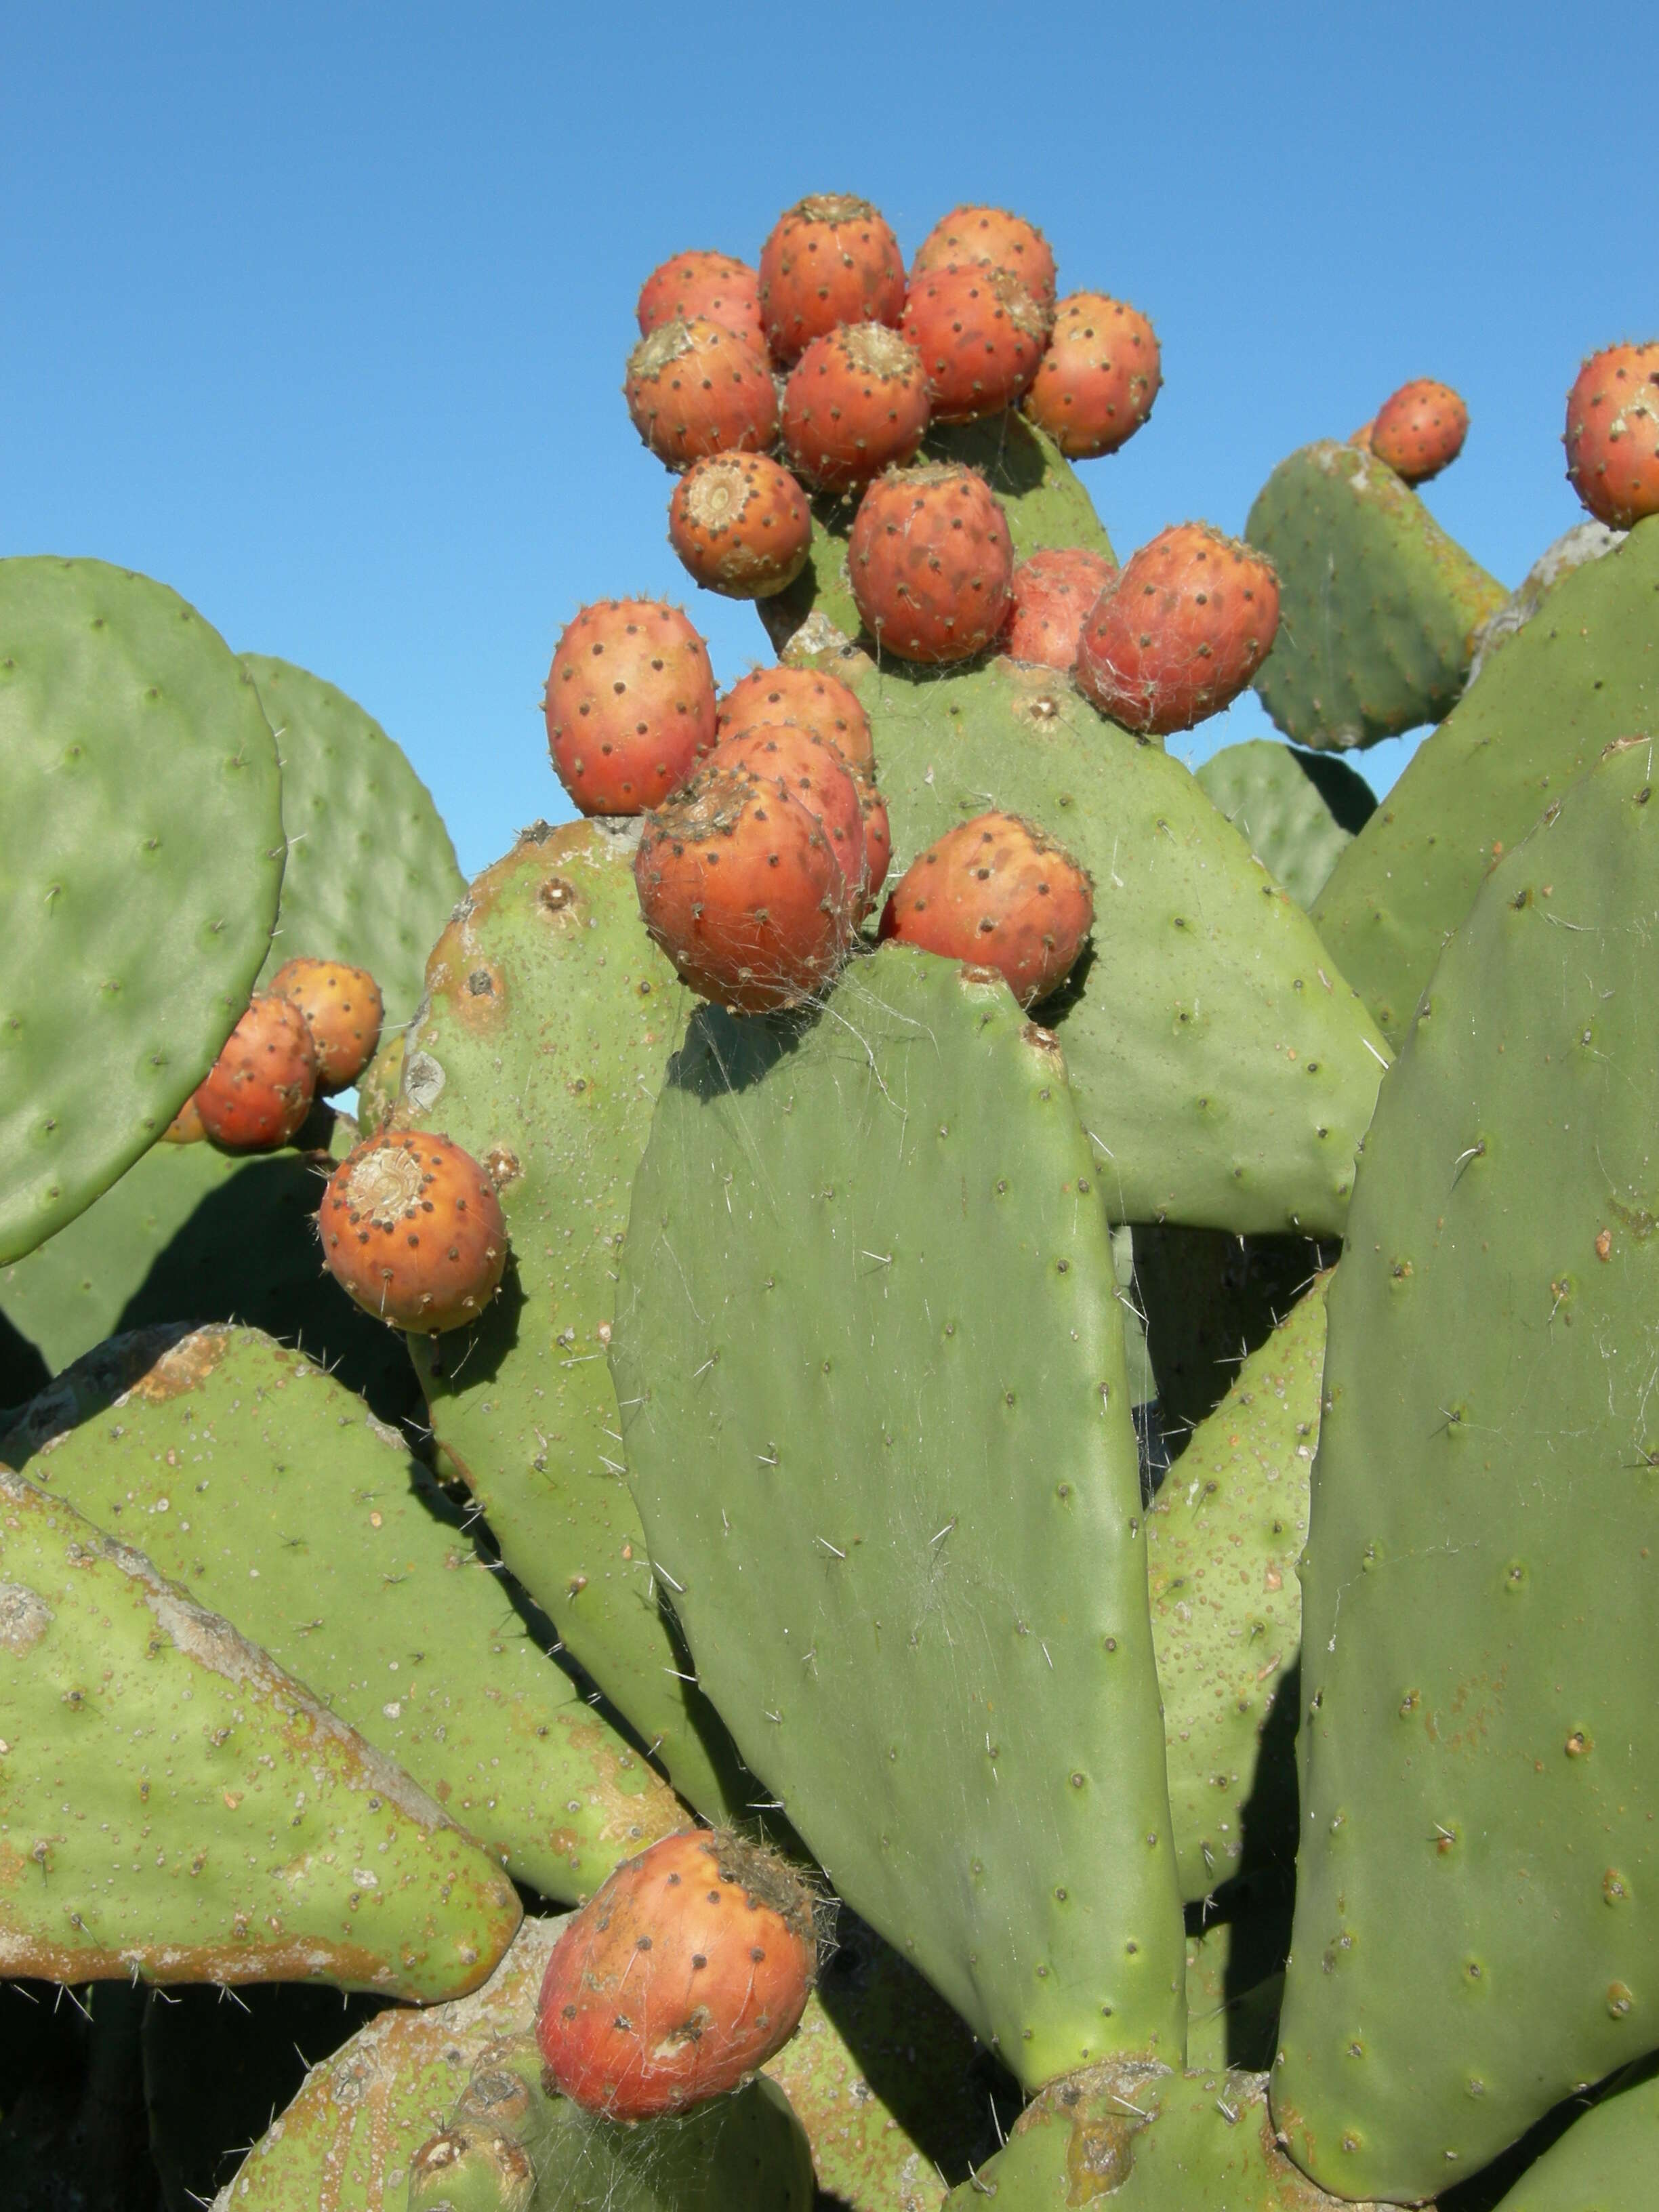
[
  {"x1": 1488, "y1": 2069, "x2": 1659, "y2": 2209},
  {"x1": 1313, "y1": 514, "x2": 1659, "y2": 1044},
  {"x1": 0, "y1": 558, "x2": 285, "y2": 1264},
  {"x1": 1274, "y1": 739, "x2": 1659, "y2": 2198},
  {"x1": 1196, "y1": 739, "x2": 1376, "y2": 909},
  {"x1": 1246, "y1": 440, "x2": 1505, "y2": 751},
  {"x1": 0, "y1": 1467, "x2": 520, "y2": 1995},
  {"x1": 1, "y1": 1324, "x2": 681, "y2": 1904},
  {"x1": 243, "y1": 655, "x2": 465, "y2": 1019},
  {"x1": 613, "y1": 946, "x2": 1185, "y2": 2088}
]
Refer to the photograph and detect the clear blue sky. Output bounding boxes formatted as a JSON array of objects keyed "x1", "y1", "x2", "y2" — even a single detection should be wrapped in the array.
[{"x1": 4, "y1": 5, "x2": 1648, "y2": 878}]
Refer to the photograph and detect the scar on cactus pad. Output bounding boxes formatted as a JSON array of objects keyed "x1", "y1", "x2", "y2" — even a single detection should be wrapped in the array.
[
  {"x1": 319, "y1": 1128, "x2": 507, "y2": 1333},
  {"x1": 536, "y1": 1828, "x2": 821, "y2": 2121}
]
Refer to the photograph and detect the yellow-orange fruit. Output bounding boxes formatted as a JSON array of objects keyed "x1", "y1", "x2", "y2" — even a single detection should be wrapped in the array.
[
  {"x1": 911, "y1": 204, "x2": 1057, "y2": 312},
  {"x1": 535, "y1": 1828, "x2": 819, "y2": 2121},
  {"x1": 716, "y1": 665, "x2": 874, "y2": 776},
  {"x1": 624, "y1": 316, "x2": 778, "y2": 468},
  {"x1": 878, "y1": 812, "x2": 1094, "y2": 1008},
  {"x1": 319, "y1": 1130, "x2": 507, "y2": 1334},
  {"x1": 1022, "y1": 293, "x2": 1160, "y2": 459},
  {"x1": 758, "y1": 194, "x2": 906, "y2": 367},
  {"x1": 1565, "y1": 342, "x2": 1659, "y2": 527},
  {"x1": 544, "y1": 598, "x2": 716, "y2": 815},
  {"x1": 270, "y1": 956, "x2": 384, "y2": 1093},
  {"x1": 668, "y1": 454, "x2": 812, "y2": 600},
  {"x1": 161, "y1": 1093, "x2": 206, "y2": 1144},
  {"x1": 192, "y1": 996, "x2": 319, "y2": 1152}
]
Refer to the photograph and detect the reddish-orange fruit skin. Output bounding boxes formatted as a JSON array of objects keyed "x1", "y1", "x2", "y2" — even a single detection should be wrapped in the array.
[
  {"x1": 1565, "y1": 342, "x2": 1659, "y2": 527},
  {"x1": 716, "y1": 665, "x2": 874, "y2": 775},
  {"x1": 878, "y1": 813, "x2": 1093, "y2": 1008},
  {"x1": 544, "y1": 599, "x2": 717, "y2": 815},
  {"x1": 270, "y1": 956, "x2": 385, "y2": 1093},
  {"x1": 1022, "y1": 293, "x2": 1161, "y2": 459},
  {"x1": 710, "y1": 724, "x2": 868, "y2": 905},
  {"x1": 1001, "y1": 547, "x2": 1119, "y2": 670},
  {"x1": 758, "y1": 194, "x2": 906, "y2": 368},
  {"x1": 781, "y1": 323, "x2": 930, "y2": 495},
  {"x1": 535, "y1": 1829, "x2": 818, "y2": 2121},
  {"x1": 1347, "y1": 417, "x2": 1376, "y2": 451},
  {"x1": 636, "y1": 250, "x2": 767, "y2": 358},
  {"x1": 847, "y1": 464, "x2": 1015, "y2": 665},
  {"x1": 634, "y1": 760, "x2": 857, "y2": 1015},
  {"x1": 192, "y1": 996, "x2": 319, "y2": 1151},
  {"x1": 161, "y1": 1092, "x2": 207, "y2": 1144},
  {"x1": 1370, "y1": 377, "x2": 1469, "y2": 483},
  {"x1": 625, "y1": 316, "x2": 779, "y2": 468},
  {"x1": 1074, "y1": 523, "x2": 1280, "y2": 737},
  {"x1": 319, "y1": 1130, "x2": 507, "y2": 1334},
  {"x1": 668, "y1": 455, "x2": 812, "y2": 600},
  {"x1": 911, "y1": 205, "x2": 1057, "y2": 313},
  {"x1": 900, "y1": 266, "x2": 1050, "y2": 424}
]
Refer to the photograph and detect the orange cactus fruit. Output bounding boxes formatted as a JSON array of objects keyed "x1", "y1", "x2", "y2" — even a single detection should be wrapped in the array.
[
  {"x1": 1022, "y1": 292, "x2": 1160, "y2": 459},
  {"x1": 1565, "y1": 342, "x2": 1659, "y2": 527},
  {"x1": 624, "y1": 316, "x2": 779, "y2": 469},
  {"x1": 192, "y1": 994, "x2": 319, "y2": 1152},
  {"x1": 636, "y1": 249, "x2": 768, "y2": 359},
  {"x1": 1000, "y1": 546, "x2": 1119, "y2": 672},
  {"x1": 781, "y1": 322, "x2": 931, "y2": 496},
  {"x1": 758, "y1": 194, "x2": 906, "y2": 367},
  {"x1": 1370, "y1": 377, "x2": 1469, "y2": 484},
  {"x1": 668, "y1": 454, "x2": 813, "y2": 600},
  {"x1": 847, "y1": 463, "x2": 1014, "y2": 665},
  {"x1": 716, "y1": 664, "x2": 874, "y2": 777},
  {"x1": 900, "y1": 264, "x2": 1051, "y2": 425},
  {"x1": 319, "y1": 1130, "x2": 507, "y2": 1335},
  {"x1": 878, "y1": 812, "x2": 1094, "y2": 1009},
  {"x1": 269, "y1": 956, "x2": 385, "y2": 1094},
  {"x1": 544, "y1": 598, "x2": 716, "y2": 816},
  {"x1": 1074, "y1": 521, "x2": 1279, "y2": 736},
  {"x1": 911, "y1": 204, "x2": 1057, "y2": 313}
]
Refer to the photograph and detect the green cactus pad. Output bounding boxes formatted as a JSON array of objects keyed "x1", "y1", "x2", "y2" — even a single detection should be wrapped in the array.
[
  {"x1": 398, "y1": 821, "x2": 750, "y2": 1824},
  {"x1": 1195, "y1": 740, "x2": 1376, "y2": 909},
  {"x1": 829, "y1": 647, "x2": 1390, "y2": 1234},
  {"x1": 613, "y1": 946, "x2": 1185, "y2": 2089},
  {"x1": 242, "y1": 656, "x2": 466, "y2": 1021},
  {"x1": 1273, "y1": 740, "x2": 1659, "y2": 2199},
  {"x1": 1184, "y1": 1920, "x2": 1282, "y2": 2076},
  {"x1": 0, "y1": 1465, "x2": 519, "y2": 1995},
  {"x1": 1132, "y1": 1225, "x2": 1330, "y2": 1444},
  {"x1": 757, "y1": 412, "x2": 1116, "y2": 656},
  {"x1": 209, "y1": 1916, "x2": 813, "y2": 2212},
  {"x1": 0, "y1": 1324, "x2": 681, "y2": 1905},
  {"x1": 0, "y1": 558, "x2": 285, "y2": 1266},
  {"x1": 941, "y1": 2061, "x2": 1373, "y2": 2209},
  {"x1": 1312, "y1": 514, "x2": 1659, "y2": 1044},
  {"x1": 1148, "y1": 1279, "x2": 1328, "y2": 1900},
  {"x1": 1246, "y1": 440, "x2": 1507, "y2": 751},
  {"x1": 0, "y1": 1107, "x2": 419, "y2": 1427},
  {"x1": 1489, "y1": 2066, "x2": 1659, "y2": 2209}
]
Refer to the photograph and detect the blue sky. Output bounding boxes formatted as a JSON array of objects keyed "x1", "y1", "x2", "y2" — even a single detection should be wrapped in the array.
[{"x1": 3, "y1": 5, "x2": 1648, "y2": 878}]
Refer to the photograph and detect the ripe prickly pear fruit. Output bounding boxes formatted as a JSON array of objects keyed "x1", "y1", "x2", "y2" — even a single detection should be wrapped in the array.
[
  {"x1": 710, "y1": 723, "x2": 869, "y2": 906},
  {"x1": 624, "y1": 316, "x2": 779, "y2": 469},
  {"x1": 900, "y1": 265, "x2": 1050, "y2": 424},
  {"x1": 668, "y1": 454, "x2": 812, "y2": 600},
  {"x1": 781, "y1": 322, "x2": 930, "y2": 496},
  {"x1": 1565, "y1": 341, "x2": 1659, "y2": 527},
  {"x1": 161, "y1": 1092, "x2": 207, "y2": 1143},
  {"x1": 319, "y1": 1129, "x2": 508, "y2": 1334},
  {"x1": 1347, "y1": 417, "x2": 1376, "y2": 449},
  {"x1": 758, "y1": 194, "x2": 906, "y2": 367},
  {"x1": 1021, "y1": 292, "x2": 1160, "y2": 458},
  {"x1": 1369, "y1": 377, "x2": 1469, "y2": 483},
  {"x1": 270, "y1": 956, "x2": 385, "y2": 1094},
  {"x1": 192, "y1": 994, "x2": 319, "y2": 1151},
  {"x1": 716, "y1": 664, "x2": 874, "y2": 775},
  {"x1": 636, "y1": 249, "x2": 767, "y2": 359},
  {"x1": 535, "y1": 1827, "x2": 819, "y2": 2121},
  {"x1": 544, "y1": 598, "x2": 716, "y2": 815},
  {"x1": 634, "y1": 756, "x2": 858, "y2": 1015},
  {"x1": 406, "y1": 2125, "x2": 535, "y2": 2212},
  {"x1": 1075, "y1": 522, "x2": 1279, "y2": 735},
  {"x1": 911, "y1": 204, "x2": 1057, "y2": 313},
  {"x1": 1000, "y1": 546, "x2": 1119, "y2": 670},
  {"x1": 877, "y1": 813, "x2": 1093, "y2": 1007},
  {"x1": 847, "y1": 463, "x2": 1015, "y2": 664}
]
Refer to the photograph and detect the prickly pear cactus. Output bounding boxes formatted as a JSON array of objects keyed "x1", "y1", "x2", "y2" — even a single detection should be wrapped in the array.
[
  {"x1": 1245, "y1": 439, "x2": 1506, "y2": 751},
  {"x1": 1196, "y1": 739, "x2": 1376, "y2": 909},
  {"x1": 819, "y1": 647, "x2": 1391, "y2": 1235},
  {"x1": 758, "y1": 415, "x2": 1115, "y2": 655},
  {"x1": 398, "y1": 820, "x2": 751, "y2": 1822},
  {"x1": 613, "y1": 946, "x2": 1186, "y2": 2089},
  {"x1": 1313, "y1": 514, "x2": 1659, "y2": 1043},
  {"x1": 1275, "y1": 739, "x2": 1659, "y2": 2200},
  {"x1": 0, "y1": 1467, "x2": 520, "y2": 1995},
  {"x1": 1488, "y1": 2066, "x2": 1659, "y2": 2209},
  {"x1": 0, "y1": 558, "x2": 285, "y2": 1265},
  {"x1": 243, "y1": 656, "x2": 466, "y2": 1019},
  {"x1": 1147, "y1": 1277, "x2": 1328, "y2": 1900},
  {"x1": 0, "y1": 1324, "x2": 680, "y2": 1905}
]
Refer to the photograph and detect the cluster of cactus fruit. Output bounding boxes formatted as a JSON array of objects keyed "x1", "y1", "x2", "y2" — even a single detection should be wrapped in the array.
[{"x1": 1, "y1": 190, "x2": 1658, "y2": 2212}]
